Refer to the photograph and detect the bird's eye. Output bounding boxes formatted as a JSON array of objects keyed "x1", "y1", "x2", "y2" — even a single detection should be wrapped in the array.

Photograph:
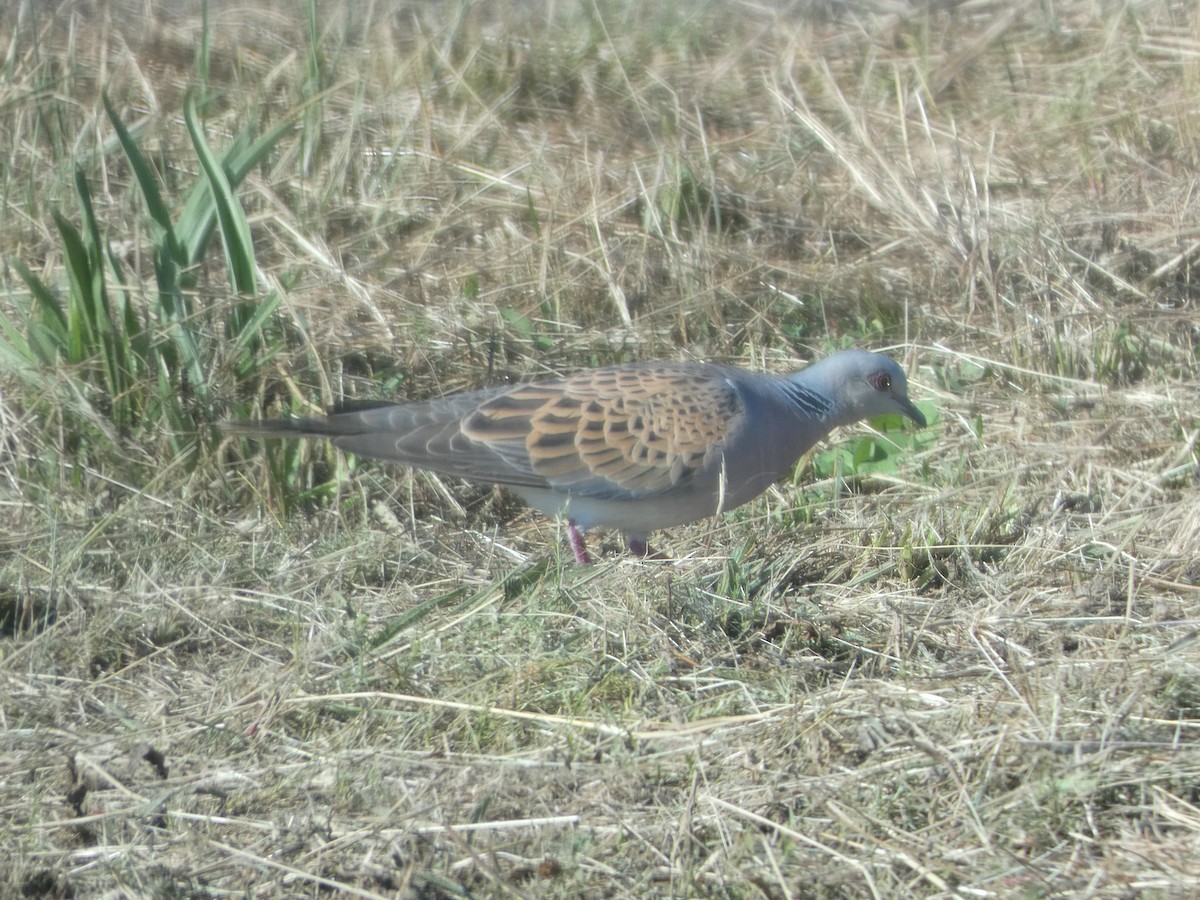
[{"x1": 869, "y1": 372, "x2": 891, "y2": 392}]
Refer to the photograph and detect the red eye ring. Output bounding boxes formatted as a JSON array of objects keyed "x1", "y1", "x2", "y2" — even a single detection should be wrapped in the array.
[{"x1": 869, "y1": 372, "x2": 892, "y2": 392}]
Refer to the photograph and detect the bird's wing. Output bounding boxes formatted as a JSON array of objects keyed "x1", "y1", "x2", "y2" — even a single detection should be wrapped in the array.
[
  {"x1": 461, "y1": 363, "x2": 745, "y2": 499},
  {"x1": 227, "y1": 365, "x2": 747, "y2": 500}
]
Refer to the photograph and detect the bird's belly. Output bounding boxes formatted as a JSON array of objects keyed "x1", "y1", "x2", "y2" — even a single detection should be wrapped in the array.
[
  {"x1": 514, "y1": 465, "x2": 781, "y2": 533},
  {"x1": 513, "y1": 487, "x2": 718, "y2": 532}
]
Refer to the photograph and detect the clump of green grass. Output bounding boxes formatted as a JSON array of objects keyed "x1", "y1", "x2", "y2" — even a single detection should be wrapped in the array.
[{"x1": 2, "y1": 91, "x2": 293, "y2": 473}]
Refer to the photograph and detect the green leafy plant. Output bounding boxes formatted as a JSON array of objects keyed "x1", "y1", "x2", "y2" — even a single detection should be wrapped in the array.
[
  {"x1": 812, "y1": 402, "x2": 938, "y2": 480},
  {"x1": 6, "y1": 170, "x2": 147, "y2": 434},
  {"x1": 1, "y1": 91, "x2": 294, "y2": 462},
  {"x1": 499, "y1": 306, "x2": 553, "y2": 352}
]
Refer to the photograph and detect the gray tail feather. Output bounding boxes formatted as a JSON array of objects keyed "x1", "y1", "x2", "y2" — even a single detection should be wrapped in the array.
[
  {"x1": 223, "y1": 400, "x2": 399, "y2": 440},
  {"x1": 221, "y1": 417, "x2": 349, "y2": 439}
]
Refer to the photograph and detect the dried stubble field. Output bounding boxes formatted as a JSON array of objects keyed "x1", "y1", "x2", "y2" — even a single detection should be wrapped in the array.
[{"x1": 3, "y1": 1, "x2": 1200, "y2": 897}]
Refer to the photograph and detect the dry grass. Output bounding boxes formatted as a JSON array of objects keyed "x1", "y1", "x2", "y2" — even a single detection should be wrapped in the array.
[{"x1": 3, "y1": 0, "x2": 1200, "y2": 896}]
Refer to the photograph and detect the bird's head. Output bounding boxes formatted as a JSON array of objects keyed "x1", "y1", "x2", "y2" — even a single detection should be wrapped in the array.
[{"x1": 800, "y1": 349, "x2": 927, "y2": 428}]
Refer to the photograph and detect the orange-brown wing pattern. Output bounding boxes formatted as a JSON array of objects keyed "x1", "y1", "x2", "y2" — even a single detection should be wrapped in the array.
[{"x1": 461, "y1": 364, "x2": 743, "y2": 499}]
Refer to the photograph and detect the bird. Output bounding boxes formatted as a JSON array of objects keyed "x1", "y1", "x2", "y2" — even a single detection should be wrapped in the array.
[{"x1": 225, "y1": 349, "x2": 926, "y2": 563}]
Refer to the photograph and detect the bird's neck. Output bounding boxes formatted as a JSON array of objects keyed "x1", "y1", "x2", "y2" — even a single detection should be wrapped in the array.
[{"x1": 778, "y1": 373, "x2": 837, "y2": 424}]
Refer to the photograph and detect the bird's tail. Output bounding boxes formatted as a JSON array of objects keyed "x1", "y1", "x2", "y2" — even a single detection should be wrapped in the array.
[
  {"x1": 222, "y1": 400, "x2": 406, "y2": 440},
  {"x1": 221, "y1": 416, "x2": 347, "y2": 440}
]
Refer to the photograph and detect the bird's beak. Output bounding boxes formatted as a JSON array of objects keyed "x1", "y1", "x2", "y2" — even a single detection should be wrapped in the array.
[{"x1": 897, "y1": 398, "x2": 927, "y2": 428}]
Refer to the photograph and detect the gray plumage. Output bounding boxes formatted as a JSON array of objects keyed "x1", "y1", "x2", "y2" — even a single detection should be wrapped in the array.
[{"x1": 226, "y1": 349, "x2": 926, "y2": 562}]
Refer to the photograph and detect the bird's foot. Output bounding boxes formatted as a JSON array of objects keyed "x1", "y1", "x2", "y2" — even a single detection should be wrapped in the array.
[
  {"x1": 567, "y1": 520, "x2": 593, "y2": 565},
  {"x1": 627, "y1": 535, "x2": 667, "y2": 560}
]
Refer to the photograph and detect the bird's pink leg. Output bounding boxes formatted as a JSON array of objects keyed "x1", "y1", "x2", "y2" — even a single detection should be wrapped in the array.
[
  {"x1": 567, "y1": 520, "x2": 593, "y2": 565},
  {"x1": 627, "y1": 534, "x2": 667, "y2": 560}
]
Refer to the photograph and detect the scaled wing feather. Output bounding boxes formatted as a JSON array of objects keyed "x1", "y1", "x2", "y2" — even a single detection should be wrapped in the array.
[{"x1": 462, "y1": 364, "x2": 744, "y2": 500}]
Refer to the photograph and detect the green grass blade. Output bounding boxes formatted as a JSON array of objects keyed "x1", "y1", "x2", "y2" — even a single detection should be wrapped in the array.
[
  {"x1": 105, "y1": 242, "x2": 150, "y2": 368},
  {"x1": 11, "y1": 257, "x2": 68, "y2": 356},
  {"x1": 51, "y1": 208, "x2": 97, "y2": 364},
  {"x1": 0, "y1": 307, "x2": 39, "y2": 369},
  {"x1": 174, "y1": 129, "x2": 249, "y2": 268},
  {"x1": 176, "y1": 114, "x2": 296, "y2": 268},
  {"x1": 226, "y1": 117, "x2": 297, "y2": 184},
  {"x1": 230, "y1": 287, "x2": 281, "y2": 359},
  {"x1": 196, "y1": 0, "x2": 211, "y2": 110},
  {"x1": 104, "y1": 92, "x2": 206, "y2": 399},
  {"x1": 73, "y1": 170, "x2": 107, "y2": 321},
  {"x1": 102, "y1": 92, "x2": 182, "y2": 261},
  {"x1": 175, "y1": 174, "x2": 221, "y2": 270},
  {"x1": 76, "y1": 174, "x2": 141, "y2": 429},
  {"x1": 152, "y1": 248, "x2": 207, "y2": 394},
  {"x1": 183, "y1": 91, "x2": 257, "y2": 297}
]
